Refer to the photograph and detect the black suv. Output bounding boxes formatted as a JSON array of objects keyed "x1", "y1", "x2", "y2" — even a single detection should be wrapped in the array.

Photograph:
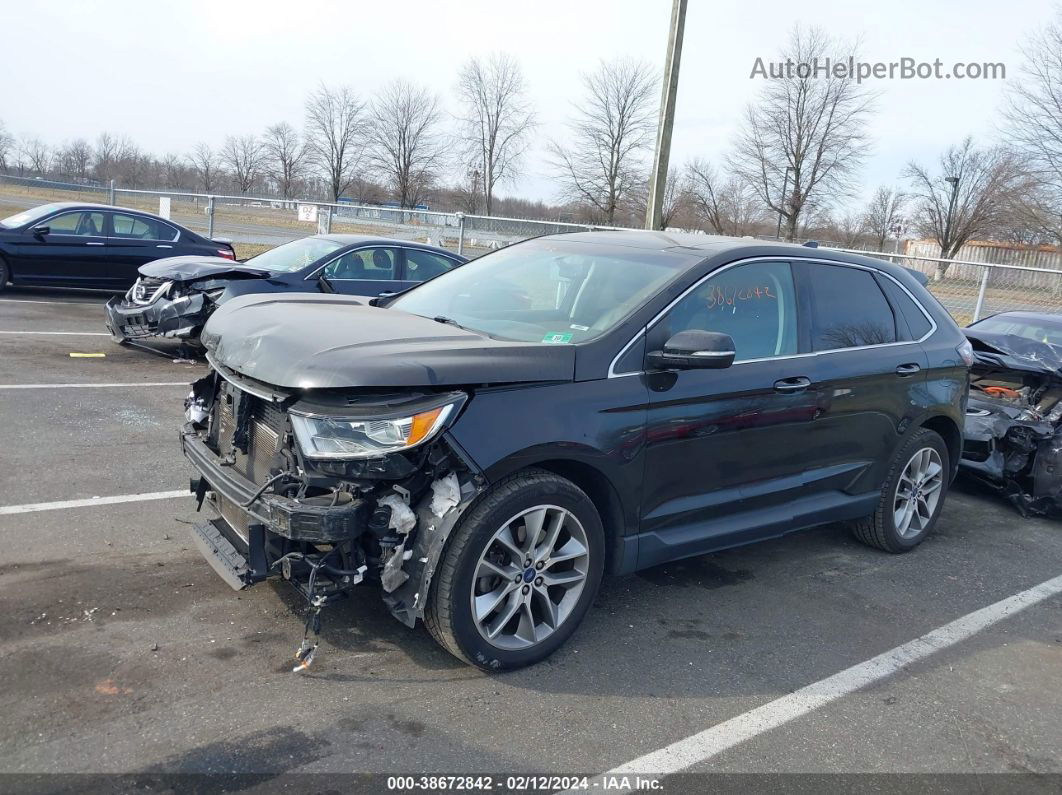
[{"x1": 181, "y1": 232, "x2": 971, "y2": 670}]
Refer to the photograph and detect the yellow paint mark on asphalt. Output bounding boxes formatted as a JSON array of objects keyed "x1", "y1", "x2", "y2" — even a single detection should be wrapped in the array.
[{"x1": 69, "y1": 352, "x2": 106, "y2": 358}]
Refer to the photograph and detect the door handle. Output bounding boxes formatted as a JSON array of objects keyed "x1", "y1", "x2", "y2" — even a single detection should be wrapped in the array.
[
  {"x1": 774, "y1": 376, "x2": 811, "y2": 393},
  {"x1": 895, "y1": 363, "x2": 921, "y2": 376},
  {"x1": 156, "y1": 244, "x2": 173, "y2": 249},
  {"x1": 86, "y1": 241, "x2": 104, "y2": 246}
]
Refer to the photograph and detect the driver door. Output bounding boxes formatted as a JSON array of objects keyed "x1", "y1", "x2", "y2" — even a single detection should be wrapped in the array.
[
  {"x1": 639, "y1": 260, "x2": 822, "y2": 567},
  {"x1": 319, "y1": 247, "x2": 406, "y2": 298},
  {"x1": 14, "y1": 210, "x2": 109, "y2": 286}
]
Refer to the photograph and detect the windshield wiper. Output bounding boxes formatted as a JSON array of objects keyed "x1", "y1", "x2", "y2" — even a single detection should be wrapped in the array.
[{"x1": 432, "y1": 315, "x2": 468, "y2": 330}]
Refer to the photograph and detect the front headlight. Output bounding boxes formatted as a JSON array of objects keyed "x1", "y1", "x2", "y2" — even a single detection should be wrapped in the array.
[{"x1": 290, "y1": 403, "x2": 457, "y2": 460}]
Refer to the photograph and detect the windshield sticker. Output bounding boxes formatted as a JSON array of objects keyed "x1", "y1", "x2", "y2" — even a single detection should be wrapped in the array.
[
  {"x1": 569, "y1": 324, "x2": 590, "y2": 331},
  {"x1": 542, "y1": 332, "x2": 574, "y2": 344}
]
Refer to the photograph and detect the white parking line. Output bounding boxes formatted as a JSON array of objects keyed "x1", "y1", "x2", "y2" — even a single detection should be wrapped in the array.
[
  {"x1": 591, "y1": 572, "x2": 1062, "y2": 786},
  {"x1": 0, "y1": 298, "x2": 101, "y2": 305},
  {"x1": 0, "y1": 382, "x2": 188, "y2": 389},
  {"x1": 0, "y1": 490, "x2": 188, "y2": 516},
  {"x1": 0, "y1": 330, "x2": 110, "y2": 335}
]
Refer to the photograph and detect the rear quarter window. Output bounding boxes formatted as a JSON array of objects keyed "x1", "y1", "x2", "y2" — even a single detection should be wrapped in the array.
[{"x1": 877, "y1": 276, "x2": 933, "y2": 340}]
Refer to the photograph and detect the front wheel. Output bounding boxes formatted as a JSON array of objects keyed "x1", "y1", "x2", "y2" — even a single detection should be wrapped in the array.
[
  {"x1": 425, "y1": 470, "x2": 605, "y2": 670},
  {"x1": 849, "y1": 428, "x2": 950, "y2": 553}
]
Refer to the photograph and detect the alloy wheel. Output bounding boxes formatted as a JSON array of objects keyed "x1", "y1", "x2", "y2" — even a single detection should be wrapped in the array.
[
  {"x1": 893, "y1": 447, "x2": 944, "y2": 539},
  {"x1": 470, "y1": 505, "x2": 590, "y2": 650}
]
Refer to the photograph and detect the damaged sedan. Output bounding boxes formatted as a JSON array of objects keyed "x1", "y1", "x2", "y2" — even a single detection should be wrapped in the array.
[
  {"x1": 105, "y1": 234, "x2": 465, "y2": 351},
  {"x1": 181, "y1": 232, "x2": 968, "y2": 670},
  {"x1": 961, "y1": 311, "x2": 1062, "y2": 516}
]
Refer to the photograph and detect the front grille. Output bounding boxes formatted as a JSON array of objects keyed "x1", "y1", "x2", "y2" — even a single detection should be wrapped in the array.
[
  {"x1": 215, "y1": 385, "x2": 287, "y2": 484},
  {"x1": 131, "y1": 276, "x2": 169, "y2": 305}
]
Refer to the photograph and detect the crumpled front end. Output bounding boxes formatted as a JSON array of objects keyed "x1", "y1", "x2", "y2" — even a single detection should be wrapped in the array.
[
  {"x1": 106, "y1": 275, "x2": 216, "y2": 343},
  {"x1": 960, "y1": 331, "x2": 1062, "y2": 516},
  {"x1": 180, "y1": 367, "x2": 487, "y2": 661}
]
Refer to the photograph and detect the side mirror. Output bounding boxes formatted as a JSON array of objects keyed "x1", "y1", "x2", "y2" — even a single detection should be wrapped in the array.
[
  {"x1": 31, "y1": 225, "x2": 50, "y2": 237},
  {"x1": 648, "y1": 330, "x2": 736, "y2": 370}
]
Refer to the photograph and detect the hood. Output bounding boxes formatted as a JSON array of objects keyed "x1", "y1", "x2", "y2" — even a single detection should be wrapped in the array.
[
  {"x1": 139, "y1": 255, "x2": 270, "y2": 283},
  {"x1": 963, "y1": 327, "x2": 1062, "y2": 378},
  {"x1": 200, "y1": 292, "x2": 576, "y2": 389}
]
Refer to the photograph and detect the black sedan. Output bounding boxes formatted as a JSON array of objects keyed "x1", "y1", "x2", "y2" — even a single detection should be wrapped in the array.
[
  {"x1": 104, "y1": 234, "x2": 466, "y2": 347},
  {"x1": 0, "y1": 202, "x2": 235, "y2": 292}
]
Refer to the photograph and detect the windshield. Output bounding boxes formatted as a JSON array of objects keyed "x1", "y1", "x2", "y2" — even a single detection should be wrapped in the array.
[
  {"x1": 0, "y1": 203, "x2": 66, "y2": 229},
  {"x1": 973, "y1": 315, "x2": 1062, "y2": 347},
  {"x1": 391, "y1": 238, "x2": 692, "y2": 343},
  {"x1": 244, "y1": 237, "x2": 345, "y2": 274}
]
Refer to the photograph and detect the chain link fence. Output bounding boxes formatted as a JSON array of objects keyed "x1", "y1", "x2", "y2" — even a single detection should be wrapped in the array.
[{"x1": 3, "y1": 174, "x2": 1062, "y2": 325}]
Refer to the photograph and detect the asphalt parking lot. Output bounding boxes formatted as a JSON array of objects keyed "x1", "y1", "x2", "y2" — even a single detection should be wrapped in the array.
[{"x1": 1, "y1": 287, "x2": 1061, "y2": 788}]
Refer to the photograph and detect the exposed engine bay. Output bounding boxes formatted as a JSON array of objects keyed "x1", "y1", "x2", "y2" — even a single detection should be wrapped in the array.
[
  {"x1": 961, "y1": 329, "x2": 1062, "y2": 516},
  {"x1": 181, "y1": 368, "x2": 484, "y2": 671}
]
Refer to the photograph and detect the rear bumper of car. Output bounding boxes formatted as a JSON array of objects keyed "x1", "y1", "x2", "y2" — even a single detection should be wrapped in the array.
[{"x1": 105, "y1": 293, "x2": 209, "y2": 342}]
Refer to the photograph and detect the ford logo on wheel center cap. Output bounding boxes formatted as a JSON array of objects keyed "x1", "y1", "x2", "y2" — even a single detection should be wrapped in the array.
[{"x1": 523, "y1": 568, "x2": 536, "y2": 583}]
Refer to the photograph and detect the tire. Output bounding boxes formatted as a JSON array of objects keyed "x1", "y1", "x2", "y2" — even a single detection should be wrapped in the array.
[
  {"x1": 425, "y1": 469, "x2": 605, "y2": 670},
  {"x1": 849, "y1": 428, "x2": 950, "y2": 553},
  {"x1": 0, "y1": 256, "x2": 9, "y2": 294}
]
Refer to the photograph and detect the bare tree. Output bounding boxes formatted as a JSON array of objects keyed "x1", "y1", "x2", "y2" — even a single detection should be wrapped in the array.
[
  {"x1": 305, "y1": 84, "x2": 368, "y2": 202},
  {"x1": 188, "y1": 143, "x2": 222, "y2": 193},
  {"x1": 262, "y1": 122, "x2": 306, "y2": 199},
  {"x1": 830, "y1": 210, "x2": 868, "y2": 247},
  {"x1": 549, "y1": 58, "x2": 657, "y2": 225},
  {"x1": 731, "y1": 26, "x2": 875, "y2": 241},
  {"x1": 368, "y1": 79, "x2": 447, "y2": 209},
  {"x1": 1003, "y1": 7, "x2": 1062, "y2": 245},
  {"x1": 455, "y1": 53, "x2": 536, "y2": 216},
  {"x1": 863, "y1": 185, "x2": 907, "y2": 250},
  {"x1": 0, "y1": 120, "x2": 13, "y2": 173},
  {"x1": 221, "y1": 134, "x2": 264, "y2": 194},
  {"x1": 684, "y1": 158, "x2": 768, "y2": 236},
  {"x1": 92, "y1": 132, "x2": 120, "y2": 181},
  {"x1": 905, "y1": 138, "x2": 1030, "y2": 279},
  {"x1": 23, "y1": 137, "x2": 49, "y2": 175}
]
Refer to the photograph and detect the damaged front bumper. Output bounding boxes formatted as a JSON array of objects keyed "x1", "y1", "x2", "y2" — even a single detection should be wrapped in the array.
[
  {"x1": 961, "y1": 401, "x2": 1062, "y2": 516},
  {"x1": 179, "y1": 385, "x2": 485, "y2": 628},
  {"x1": 105, "y1": 291, "x2": 211, "y2": 342},
  {"x1": 960, "y1": 330, "x2": 1062, "y2": 516}
]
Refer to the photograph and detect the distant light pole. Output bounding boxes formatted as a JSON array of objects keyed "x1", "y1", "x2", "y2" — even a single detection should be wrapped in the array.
[
  {"x1": 943, "y1": 175, "x2": 960, "y2": 252},
  {"x1": 645, "y1": 0, "x2": 687, "y2": 230},
  {"x1": 775, "y1": 166, "x2": 794, "y2": 240}
]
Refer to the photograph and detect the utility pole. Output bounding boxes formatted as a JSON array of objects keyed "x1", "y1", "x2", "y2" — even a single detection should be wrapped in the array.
[{"x1": 645, "y1": 0, "x2": 687, "y2": 230}]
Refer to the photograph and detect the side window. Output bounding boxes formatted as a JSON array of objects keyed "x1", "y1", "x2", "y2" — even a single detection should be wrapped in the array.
[
  {"x1": 806, "y1": 263, "x2": 897, "y2": 351},
  {"x1": 111, "y1": 213, "x2": 174, "y2": 241},
  {"x1": 405, "y1": 249, "x2": 458, "y2": 282},
  {"x1": 877, "y1": 276, "x2": 933, "y2": 341},
  {"x1": 322, "y1": 248, "x2": 397, "y2": 280},
  {"x1": 659, "y1": 261, "x2": 798, "y2": 362},
  {"x1": 47, "y1": 211, "x2": 104, "y2": 236}
]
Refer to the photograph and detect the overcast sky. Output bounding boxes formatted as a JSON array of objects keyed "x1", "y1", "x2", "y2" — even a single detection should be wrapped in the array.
[{"x1": 2, "y1": 0, "x2": 1049, "y2": 205}]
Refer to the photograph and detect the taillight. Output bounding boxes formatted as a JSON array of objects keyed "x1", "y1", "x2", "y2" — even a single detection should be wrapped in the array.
[
  {"x1": 217, "y1": 248, "x2": 235, "y2": 260},
  {"x1": 957, "y1": 339, "x2": 975, "y2": 367}
]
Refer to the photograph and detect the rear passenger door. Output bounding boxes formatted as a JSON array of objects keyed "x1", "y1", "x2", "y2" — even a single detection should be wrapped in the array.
[
  {"x1": 402, "y1": 248, "x2": 461, "y2": 288},
  {"x1": 106, "y1": 212, "x2": 181, "y2": 287},
  {"x1": 796, "y1": 260, "x2": 930, "y2": 495}
]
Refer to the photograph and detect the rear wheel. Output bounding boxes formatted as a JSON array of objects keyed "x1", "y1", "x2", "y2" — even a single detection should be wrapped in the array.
[
  {"x1": 849, "y1": 428, "x2": 949, "y2": 553},
  {"x1": 425, "y1": 470, "x2": 604, "y2": 670}
]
